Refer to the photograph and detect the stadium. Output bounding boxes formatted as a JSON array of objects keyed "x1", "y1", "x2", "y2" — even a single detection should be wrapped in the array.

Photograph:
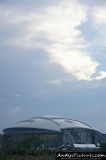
[{"x1": 3, "y1": 116, "x2": 104, "y2": 151}]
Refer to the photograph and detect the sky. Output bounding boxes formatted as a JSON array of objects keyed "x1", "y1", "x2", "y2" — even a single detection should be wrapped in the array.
[{"x1": 0, "y1": 0, "x2": 106, "y2": 133}]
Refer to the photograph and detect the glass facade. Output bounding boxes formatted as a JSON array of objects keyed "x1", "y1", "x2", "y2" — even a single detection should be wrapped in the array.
[{"x1": 62, "y1": 128, "x2": 104, "y2": 145}]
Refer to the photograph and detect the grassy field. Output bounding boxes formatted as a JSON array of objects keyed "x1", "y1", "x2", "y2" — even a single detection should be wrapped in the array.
[{"x1": 0, "y1": 155, "x2": 55, "y2": 160}]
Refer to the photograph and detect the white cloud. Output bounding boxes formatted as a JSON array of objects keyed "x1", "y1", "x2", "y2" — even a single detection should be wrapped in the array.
[
  {"x1": 8, "y1": 107, "x2": 22, "y2": 116},
  {"x1": 15, "y1": 94, "x2": 20, "y2": 98},
  {"x1": 47, "y1": 79, "x2": 62, "y2": 85},
  {"x1": 91, "y1": 5, "x2": 106, "y2": 44},
  {"x1": 24, "y1": 0, "x2": 98, "y2": 81},
  {"x1": 94, "y1": 71, "x2": 106, "y2": 80},
  {"x1": 25, "y1": 0, "x2": 87, "y2": 47},
  {"x1": 1, "y1": 0, "x2": 106, "y2": 81},
  {"x1": 92, "y1": 6, "x2": 106, "y2": 25},
  {"x1": 50, "y1": 50, "x2": 99, "y2": 81}
]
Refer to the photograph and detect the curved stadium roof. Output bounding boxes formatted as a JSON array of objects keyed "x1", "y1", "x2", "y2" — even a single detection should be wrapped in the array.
[{"x1": 4, "y1": 116, "x2": 99, "y2": 132}]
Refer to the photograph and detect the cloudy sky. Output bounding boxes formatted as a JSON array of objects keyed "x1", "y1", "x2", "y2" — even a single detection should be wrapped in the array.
[{"x1": 0, "y1": 0, "x2": 106, "y2": 133}]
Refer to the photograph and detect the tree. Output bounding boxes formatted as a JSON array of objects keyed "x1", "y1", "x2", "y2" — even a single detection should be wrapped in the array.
[{"x1": 100, "y1": 142, "x2": 106, "y2": 152}]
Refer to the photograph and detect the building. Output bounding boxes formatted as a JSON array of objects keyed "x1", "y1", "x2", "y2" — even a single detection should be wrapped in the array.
[{"x1": 3, "y1": 116, "x2": 105, "y2": 151}]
